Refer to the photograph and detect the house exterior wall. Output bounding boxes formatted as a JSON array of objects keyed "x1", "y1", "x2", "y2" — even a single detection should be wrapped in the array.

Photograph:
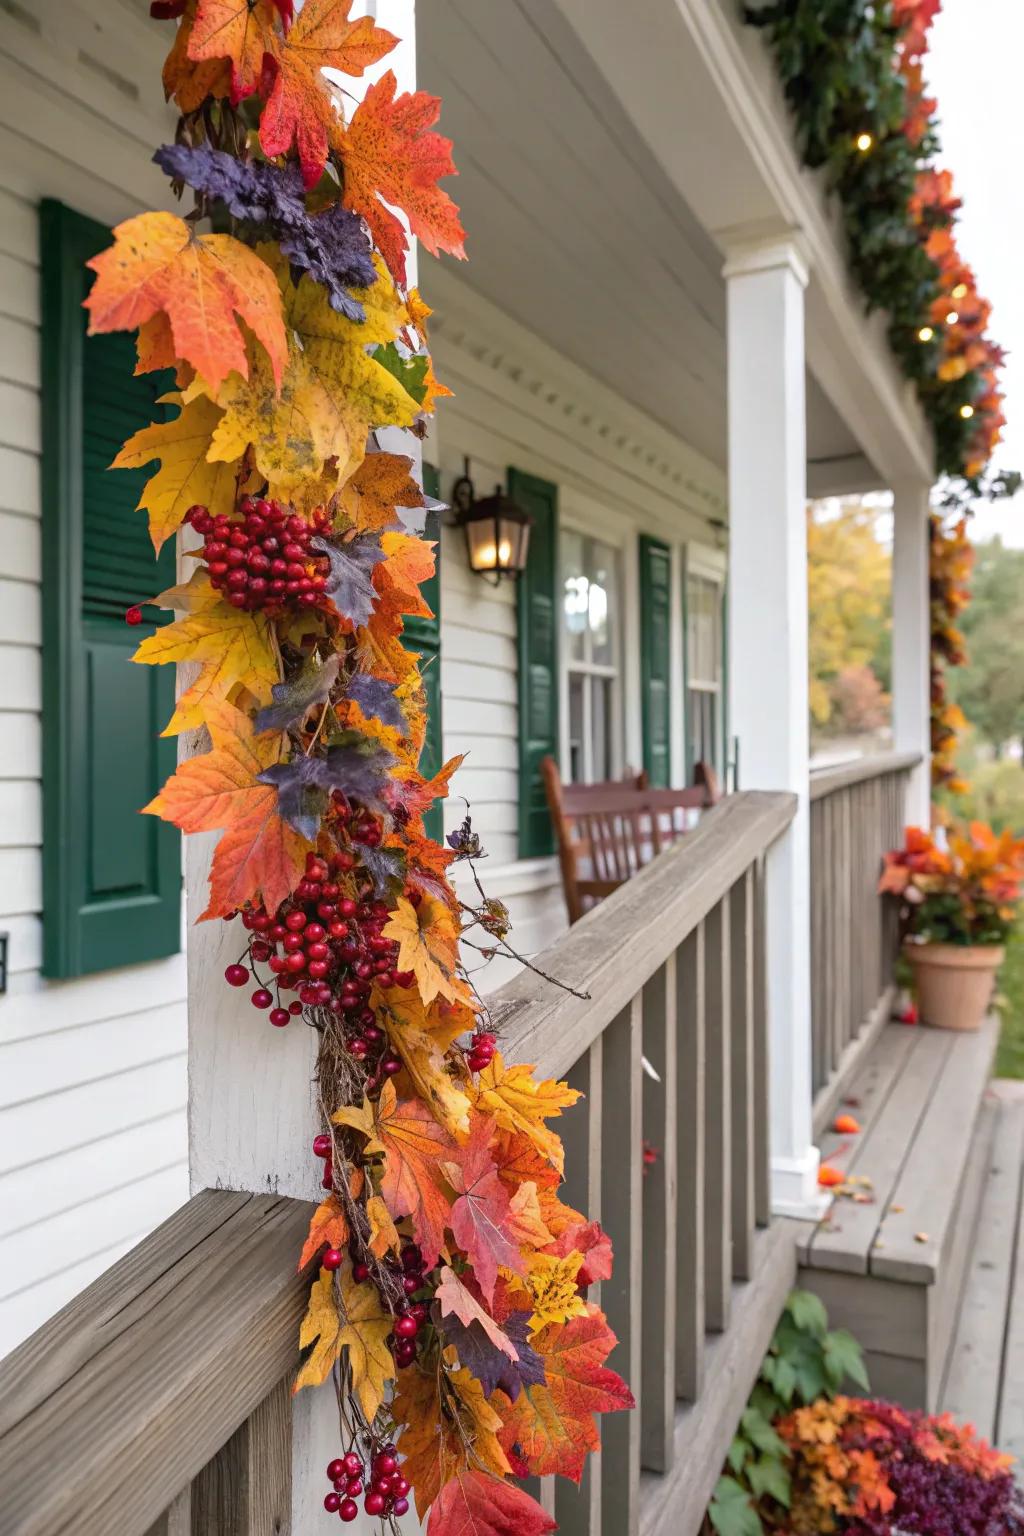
[{"x1": 0, "y1": 11, "x2": 188, "y2": 1358}]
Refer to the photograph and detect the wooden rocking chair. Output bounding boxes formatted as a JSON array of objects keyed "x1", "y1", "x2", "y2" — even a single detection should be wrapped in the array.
[{"x1": 541, "y1": 756, "x2": 721, "y2": 924}]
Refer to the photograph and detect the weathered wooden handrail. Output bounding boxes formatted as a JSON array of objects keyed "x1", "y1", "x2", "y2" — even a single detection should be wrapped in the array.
[
  {"x1": 0, "y1": 1191, "x2": 312, "y2": 1536},
  {"x1": 808, "y1": 751, "x2": 922, "y2": 1120}
]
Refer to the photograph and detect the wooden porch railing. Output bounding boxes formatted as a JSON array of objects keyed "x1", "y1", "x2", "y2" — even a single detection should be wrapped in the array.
[
  {"x1": 808, "y1": 750, "x2": 921, "y2": 1124},
  {"x1": 0, "y1": 791, "x2": 799, "y2": 1536}
]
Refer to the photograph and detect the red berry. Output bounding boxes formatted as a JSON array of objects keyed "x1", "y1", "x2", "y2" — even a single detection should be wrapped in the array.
[
  {"x1": 394, "y1": 1315, "x2": 418, "y2": 1340},
  {"x1": 342, "y1": 1452, "x2": 363, "y2": 1477},
  {"x1": 393, "y1": 1477, "x2": 410, "y2": 1497},
  {"x1": 289, "y1": 999, "x2": 303, "y2": 1015},
  {"x1": 352, "y1": 1260, "x2": 370, "y2": 1282},
  {"x1": 251, "y1": 988, "x2": 273, "y2": 1009},
  {"x1": 224, "y1": 963, "x2": 248, "y2": 987},
  {"x1": 324, "y1": 1492, "x2": 341, "y2": 1513},
  {"x1": 364, "y1": 1492, "x2": 386, "y2": 1516},
  {"x1": 269, "y1": 1007, "x2": 290, "y2": 1027},
  {"x1": 345, "y1": 1477, "x2": 362, "y2": 1497},
  {"x1": 327, "y1": 1459, "x2": 346, "y2": 1482},
  {"x1": 376, "y1": 1452, "x2": 398, "y2": 1475},
  {"x1": 339, "y1": 1499, "x2": 358, "y2": 1523},
  {"x1": 313, "y1": 1133, "x2": 332, "y2": 1158},
  {"x1": 393, "y1": 1497, "x2": 409, "y2": 1517},
  {"x1": 322, "y1": 1247, "x2": 343, "y2": 1271},
  {"x1": 125, "y1": 605, "x2": 143, "y2": 626},
  {"x1": 285, "y1": 909, "x2": 307, "y2": 931}
]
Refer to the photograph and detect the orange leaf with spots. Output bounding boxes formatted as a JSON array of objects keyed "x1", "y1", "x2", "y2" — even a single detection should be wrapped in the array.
[
  {"x1": 494, "y1": 1305, "x2": 634, "y2": 1481},
  {"x1": 258, "y1": 0, "x2": 396, "y2": 188},
  {"x1": 143, "y1": 699, "x2": 309, "y2": 919},
  {"x1": 299, "y1": 1195, "x2": 349, "y2": 1270},
  {"x1": 382, "y1": 893, "x2": 469, "y2": 1005},
  {"x1": 86, "y1": 212, "x2": 287, "y2": 394},
  {"x1": 333, "y1": 69, "x2": 466, "y2": 287},
  {"x1": 187, "y1": 0, "x2": 279, "y2": 104},
  {"x1": 427, "y1": 1469, "x2": 556, "y2": 1536},
  {"x1": 337, "y1": 451, "x2": 423, "y2": 534},
  {"x1": 162, "y1": 0, "x2": 232, "y2": 111},
  {"x1": 333, "y1": 1078, "x2": 456, "y2": 1267},
  {"x1": 373, "y1": 529, "x2": 437, "y2": 623}
]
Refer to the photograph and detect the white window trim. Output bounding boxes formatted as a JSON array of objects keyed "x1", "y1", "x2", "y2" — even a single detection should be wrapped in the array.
[
  {"x1": 558, "y1": 513, "x2": 633, "y2": 784},
  {"x1": 683, "y1": 546, "x2": 727, "y2": 774}
]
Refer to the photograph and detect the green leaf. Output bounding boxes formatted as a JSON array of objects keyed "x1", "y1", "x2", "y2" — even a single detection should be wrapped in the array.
[
  {"x1": 823, "y1": 1327, "x2": 870, "y2": 1391},
  {"x1": 373, "y1": 342, "x2": 429, "y2": 404},
  {"x1": 740, "y1": 1407, "x2": 787, "y2": 1457},
  {"x1": 771, "y1": 1356, "x2": 798, "y2": 1405},
  {"x1": 786, "y1": 1288, "x2": 828, "y2": 1339},
  {"x1": 727, "y1": 1435, "x2": 751, "y2": 1474},
  {"x1": 708, "y1": 1477, "x2": 763, "y2": 1536},
  {"x1": 750, "y1": 1380, "x2": 783, "y2": 1421},
  {"x1": 747, "y1": 1455, "x2": 792, "y2": 1508}
]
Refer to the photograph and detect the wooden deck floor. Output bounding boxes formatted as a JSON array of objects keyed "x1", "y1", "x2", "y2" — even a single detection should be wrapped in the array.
[{"x1": 939, "y1": 1081, "x2": 1024, "y2": 1455}]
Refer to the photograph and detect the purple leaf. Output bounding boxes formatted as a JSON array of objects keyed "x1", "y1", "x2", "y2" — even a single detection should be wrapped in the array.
[
  {"x1": 435, "y1": 1309, "x2": 546, "y2": 1403},
  {"x1": 359, "y1": 844, "x2": 407, "y2": 900},
  {"x1": 346, "y1": 672, "x2": 407, "y2": 733},
  {"x1": 310, "y1": 533, "x2": 382, "y2": 628},
  {"x1": 258, "y1": 733, "x2": 396, "y2": 838},
  {"x1": 255, "y1": 654, "x2": 340, "y2": 735},
  {"x1": 154, "y1": 144, "x2": 376, "y2": 320}
]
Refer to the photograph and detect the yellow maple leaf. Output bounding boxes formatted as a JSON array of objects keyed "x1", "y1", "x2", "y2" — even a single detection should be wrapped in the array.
[
  {"x1": 521, "y1": 1251, "x2": 587, "y2": 1334},
  {"x1": 366, "y1": 1194, "x2": 401, "y2": 1259},
  {"x1": 474, "y1": 1054, "x2": 580, "y2": 1177},
  {"x1": 201, "y1": 249, "x2": 420, "y2": 498},
  {"x1": 294, "y1": 1262, "x2": 394, "y2": 1417},
  {"x1": 392, "y1": 1362, "x2": 510, "y2": 1521},
  {"x1": 133, "y1": 598, "x2": 278, "y2": 736},
  {"x1": 112, "y1": 391, "x2": 240, "y2": 552},
  {"x1": 294, "y1": 1265, "x2": 344, "y2": 1392},
  {"x1": 382, "y1": 894, "x2": 469, "y2": 1007},
  {"x1": 372, "y1": 983, "x2": 471, "y2": 1136}
]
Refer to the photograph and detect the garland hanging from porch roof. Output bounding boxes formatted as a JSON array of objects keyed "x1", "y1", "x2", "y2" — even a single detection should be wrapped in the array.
[
  {"x1": 745, "y1": 0, "x2": 1006, "y2": 483},
  {"x1": 91, "y1": 3, "x2": 632, "y2": 1529}
]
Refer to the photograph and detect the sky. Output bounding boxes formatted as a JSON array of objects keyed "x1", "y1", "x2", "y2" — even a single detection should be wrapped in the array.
[{"x1": 928, "y1": 0, "x2": 1024, "y2": 546}]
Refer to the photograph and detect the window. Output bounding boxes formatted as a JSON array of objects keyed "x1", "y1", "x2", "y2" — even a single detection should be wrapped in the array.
[
  {"x1": 561, "y1": 531, "x2": 622, "y2": 783},
  {"x1": 685, "y1": 569, "x2": 724, "y2": 776}
]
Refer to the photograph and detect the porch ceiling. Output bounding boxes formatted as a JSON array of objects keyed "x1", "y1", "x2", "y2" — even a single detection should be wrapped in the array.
[{"x1": 418, "y1": 0, "x2": 883, "y2": 500}]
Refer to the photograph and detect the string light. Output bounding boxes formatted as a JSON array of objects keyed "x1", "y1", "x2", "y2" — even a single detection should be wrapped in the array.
[
  {"x1": 918, "y1": 326, "x2": 934, "y2": 342},
  {"x1": 855, "y1": 132, "x2": 874, "y2": 152},
  {"x1": 960, "y1": 404, "x2": 975, "y2": 420},
  {"x1": 945, "y1": 310, "x2": 959, "y2": 326}
]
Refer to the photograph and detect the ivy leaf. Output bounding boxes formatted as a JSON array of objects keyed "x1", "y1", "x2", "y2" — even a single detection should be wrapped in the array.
[
  {"x1": 257, "y1": 0, "x2": 397, "y2": 189},
  {"x1": 761, "y1": 1354, "x2": 796, "y2": 1406},
  {"x1": 112, "y1": 392, "x2": 239, "y2": 553},
  {"x1": 427, "y1": 1469, "x2": 556, "y2": 1536},
  {"x1": 332, "y1": 69, "x2": 466, "y2": 287},
  {"x1": 786, "y1": 1288, "x2": 828, "y2": 1339},
  {"x1": 823, "y1": 1328, "x2": 870, "y2": 1391},
  {"x1": 155, "y1": 144, "x2": 376, "y2": 319},
  {"x1": 85, "y1": 211, "x2": 287, "y2": 393},
  {"x1": 144, "y1": 699, "x2": 308, "y2": 918},
  {"x1": 310, "y1": 532, "x2": 382, "y2": 627},
  {"x1": 255, "y1": 653, "x2": 340, "y2": 735},
  {"x1": 740, "y1": 1407, "x2": 787, "y2": 1458},
  {"x1": 727, "y1": 1436, "x2": 750, "y2": 1474},
  {"x1": 747, "y1": 1455, "x2": 791, "y2": 1509},
  {"x1": 347, "y1": 672, "x2": 407, "y2": 732},
  {"x1": 708, "y1": 1476, "x2": 763, "y2": 1536},
  {"x1": 441, "y1": 1116, "x2": 526, "y2": 1303}
]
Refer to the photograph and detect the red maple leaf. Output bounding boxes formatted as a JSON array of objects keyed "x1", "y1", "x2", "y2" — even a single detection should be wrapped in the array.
[
  {"x1": 427, "y1": 1469, "x2": 556, "y2": 1536},
  {"x1": 441, "y1": 1117, "x2": 526, "y2": 1304}
]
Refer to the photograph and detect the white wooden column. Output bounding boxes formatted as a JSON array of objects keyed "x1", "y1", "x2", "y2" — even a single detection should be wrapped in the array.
[
  {"x1": 723, "y1": 235, "x2": 826, "y2": 1221},
  {"x1": 891, "y1": 480, "x2": 933, "y2": 826}
]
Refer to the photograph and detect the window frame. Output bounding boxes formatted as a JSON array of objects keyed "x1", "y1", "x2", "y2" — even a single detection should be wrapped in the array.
[
  {"x1": 558, "y1": 521, "x2": 627, "y2": 785},
  {"x1": 683, "y1": 542, "x2": 727, "y2": 781}
]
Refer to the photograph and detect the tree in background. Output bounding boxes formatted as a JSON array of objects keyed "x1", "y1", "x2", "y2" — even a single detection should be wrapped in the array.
[
  {"x1": 807, "y1": 502, "x2": 892, "y2": 738},
  {"x1": 952, "y1": 538, "x2": 1024, "y2": 756}
]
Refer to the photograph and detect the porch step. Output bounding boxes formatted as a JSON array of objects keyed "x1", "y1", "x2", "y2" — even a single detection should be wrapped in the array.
[{"x1": 797, "y1": 1014, "x2": 1000, "y2": 1409}]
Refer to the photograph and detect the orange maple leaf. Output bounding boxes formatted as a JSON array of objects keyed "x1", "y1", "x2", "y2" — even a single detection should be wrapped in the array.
[
  {"x1": 336, "y1": 451, "x2": 423, "y2": 534},
  {"x1": 298, "y1": 1194, "x2": 349, "y2": 1270},
  {"x1": 333, "y1": 1078, "x2": 456, "y2": 1267},
  {"x1": 474, "y1": 1054, "x2": 580, "y2": 1178},
  {"x1": 494, "y1": 1305, "x2": 634, "y2": 1481},
  {"x1": 426, "y1": 1469, "x2": 556, "y2": 1536},
  {"x1": 187, "y1": 0, "x2": 280, "y2": 104},
  {"x1": 144, "y1": 699, "x2": 309, "y2": 919},
  {"x1": 333, "y1": 70, "x2": 466, "y2": 288},
  {"x1": 259, "y1": 0, "x2": 396, "y2": 189},
  {"x1": 85, "y1": 212, "x2": 287, "y2": 394},
  {"x1": 163, "y1": 0, "x2": 232, "y2": 111}
]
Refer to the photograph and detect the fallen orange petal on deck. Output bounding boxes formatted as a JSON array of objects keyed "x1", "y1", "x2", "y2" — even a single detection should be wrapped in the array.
[
  {"x1": 834, "y1": 1114, "x2": 862, "y2": 1134},
  {"x1": 818, "y1": 1163, "x2": 845, "y2": 1188}
]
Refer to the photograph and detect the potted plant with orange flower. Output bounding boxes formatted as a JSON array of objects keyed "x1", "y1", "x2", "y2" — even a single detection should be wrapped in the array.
[{"x1": 879, "y1": 822, "x2": 1024, "y2": 1031}]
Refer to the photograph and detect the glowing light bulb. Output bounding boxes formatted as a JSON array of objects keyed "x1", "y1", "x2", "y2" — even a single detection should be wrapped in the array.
[
  {"x1": 945, "y1": 311, "x2": 959, "y2": 326},
  {"x1": 855, "y1": 132, "x2": 874, "y2": 152},
  {"x1": 960, "y1": 404, "x2": 975, "y2": 420},
  {"x1": 918, "y1": 326, "x2": 934, "y2": 342},
  {"x1": 952, "y1": 283, "x2": 968, "y2": 299}
]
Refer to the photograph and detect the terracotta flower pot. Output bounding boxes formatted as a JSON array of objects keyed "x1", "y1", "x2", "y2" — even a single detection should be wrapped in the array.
[{"x1": 904, "y1": 943, "x2": 1004, "y2": 1032}]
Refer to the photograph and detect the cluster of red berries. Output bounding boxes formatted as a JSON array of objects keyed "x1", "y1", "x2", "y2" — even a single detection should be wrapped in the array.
[
  {"x1": 465, "y1": 1030, "x2": 497, "y2": 1073},
  {"x1": 323, "y1": 1446, "x2": 410, "y2": 1522},
  {"x1": 224, "y1": 852, "x2": 413, "y2": 1056},
  {"x1": 185, "y1": 497, "x2": 333, "y2": 612}
]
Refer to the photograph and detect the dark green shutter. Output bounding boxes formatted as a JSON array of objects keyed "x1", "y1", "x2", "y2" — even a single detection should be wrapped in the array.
[
  {"x1": 512, "y1": 469, "x2": 559, "y2": 858},
  {"x1": 639, "y1": 535, "x2": 672, "y2": 788},
  {"x1": 41, "y1": 200, "x2": 180, "y2": 979},
  {"x1": 405, "y1": 461, "x2": 443, "y2": 842}
]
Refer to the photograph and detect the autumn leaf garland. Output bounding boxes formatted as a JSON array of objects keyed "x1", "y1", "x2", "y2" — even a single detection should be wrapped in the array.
[{"x1": 90, "y1": 3, "x2": 632, "y2": 1531}]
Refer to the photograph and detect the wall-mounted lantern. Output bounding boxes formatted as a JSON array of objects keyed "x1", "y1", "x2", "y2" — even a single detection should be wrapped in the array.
[{"x1": 452, "y1": 458, "x2": 532, "y2": 585}]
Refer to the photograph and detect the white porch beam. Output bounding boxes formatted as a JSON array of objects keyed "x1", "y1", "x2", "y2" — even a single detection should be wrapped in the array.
[
  {"x1": 891, "y1": 481, "x2": 933, "y2": 825},
  {"x1": 724, "y1": 235, "x2": 826, "y2": 1222}
]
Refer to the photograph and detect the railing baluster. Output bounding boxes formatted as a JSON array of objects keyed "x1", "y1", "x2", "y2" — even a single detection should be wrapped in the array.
[
  {"x1": 729, "y1": 869, "x2": 755, "y2": 1279},
  {"x1": 752, "y1": 857, "x2": 771, "y2": 1227},
  {"x1": 599, "y1": 998, "x2": 643, "y2": 1535},
  {"x1": 190, "y1": 1377, "x2": 292, "y2": 1536},
  {"x1": 555, "y1": 1040, "x2": 604, "y2": 1536},
  {"x1": 810, "y1": 799, "x2": 824, "y2": 1093},
  {"x1": 641, "y1": 957, "x2": 678, "y2": 1473},
  {"x1": 675, "y1": 923, "x2": 706, "y2": 1402},
  {"x1": 144, "y1": 1490, "x2": 190, "y2": 1536},
  {"x1": 703, "y1": 897, "x2": 732, "y2": 1332}
]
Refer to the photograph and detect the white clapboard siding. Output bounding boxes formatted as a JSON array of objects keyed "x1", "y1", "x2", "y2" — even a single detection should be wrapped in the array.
[{"x1": 0, "y1": 3, "x2": 189, "y2": 1360}]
